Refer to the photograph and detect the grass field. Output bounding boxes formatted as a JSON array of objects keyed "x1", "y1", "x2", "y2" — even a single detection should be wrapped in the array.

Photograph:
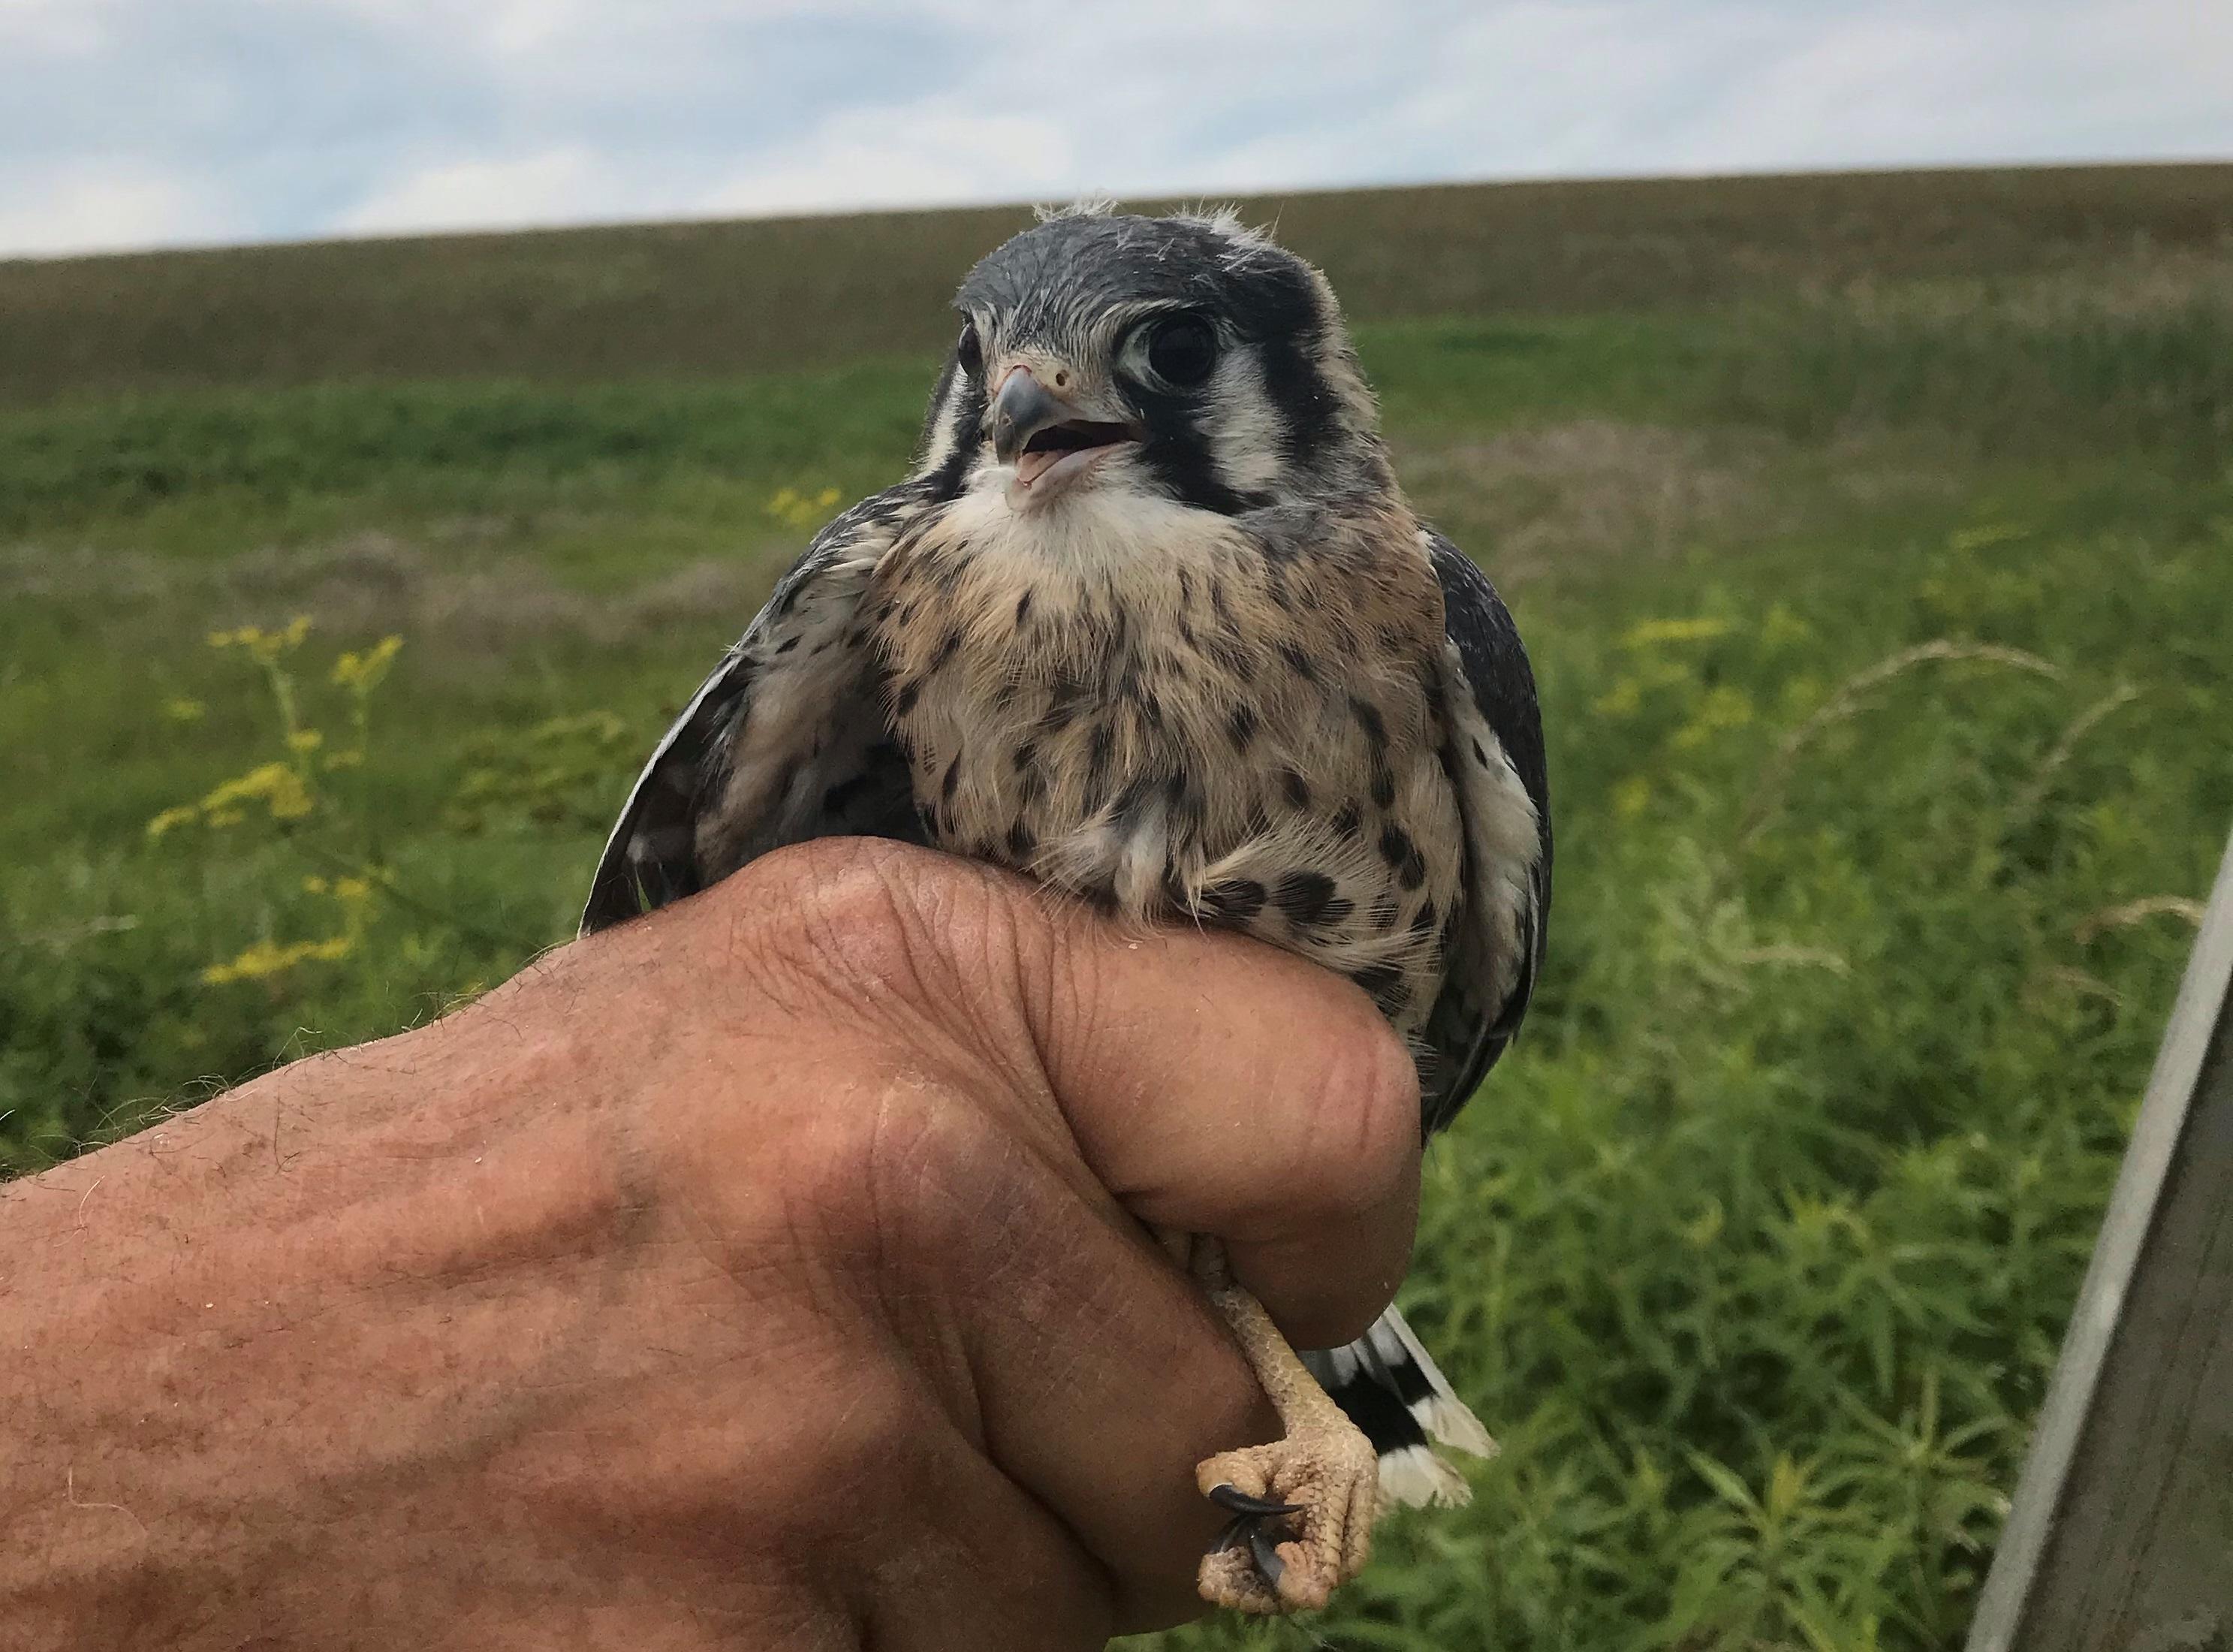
[{"x1": 5, "y1": 167, "x2": 2231, "y2": 1649}]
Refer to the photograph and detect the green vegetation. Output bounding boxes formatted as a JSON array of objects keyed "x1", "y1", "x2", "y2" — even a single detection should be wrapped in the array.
[{"x1": 4, "y1": 169, "x2": 2230, "y2": 1649}]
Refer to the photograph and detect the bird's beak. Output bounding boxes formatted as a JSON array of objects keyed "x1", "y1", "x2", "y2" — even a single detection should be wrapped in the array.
[{"x1": 984, "y1": 365, "x2": 1068, "y2": 466}]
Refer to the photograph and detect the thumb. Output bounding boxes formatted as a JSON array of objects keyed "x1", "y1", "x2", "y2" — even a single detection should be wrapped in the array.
[{"x1": 731, "y1": 837, "x2": 1425, "y2": 1349}]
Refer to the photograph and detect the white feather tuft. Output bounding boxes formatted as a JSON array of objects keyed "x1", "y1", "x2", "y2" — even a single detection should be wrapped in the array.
[
  {"x1": 1377, "y1": 1444, "x2": 1474, "y2": 1509},
  {"x1": 1034, "y1": 196, "x2": 1116, "y2": 223}
]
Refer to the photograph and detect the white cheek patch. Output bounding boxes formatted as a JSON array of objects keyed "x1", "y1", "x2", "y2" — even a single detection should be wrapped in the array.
[
  {"x1": 912, "y1": 369, "x2": 969, "y2": 478},
  {"x1": 1204, "y1": 346, "x2": 1288, "y2": 498}
]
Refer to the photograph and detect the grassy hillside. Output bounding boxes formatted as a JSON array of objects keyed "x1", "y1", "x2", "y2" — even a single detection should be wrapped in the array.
[
  {"x1": 2, "y1": 163, "x2": 2228, "y2": 400},
  {"x1": 4, "y1": 169, "x2": 2231, "y2": 1649}
]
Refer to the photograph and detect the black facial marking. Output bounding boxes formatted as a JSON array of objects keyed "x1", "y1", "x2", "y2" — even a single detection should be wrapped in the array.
[
  {"x1": 941, "y1": 755, "x2": 961, "y2": 803},
  {"x1": 821, "y1": 774, "x2": 869, "y2": 816},
  {"x1": 1006, "y1": 821, "x2": 1037, "y2": 858},
  {"x1": 1014, "y1": 589, "x2": 1033, "y2": 626},
  {"x1": 1258, "y1": 335, "x2": 1339, "y2": 475},
  {"x1": 1137, "y1": 416, "x2": 1265, "y2": 517},
  {"x1": 1370, "y1": 765, "x2": 1397, "y2": 809},
  {"x1": 1280, "y1": 768, "x2": 1311, "y2": 809},
  {"x1": 1227, "y1": 703, "x2": 1258, "y2": 752}
]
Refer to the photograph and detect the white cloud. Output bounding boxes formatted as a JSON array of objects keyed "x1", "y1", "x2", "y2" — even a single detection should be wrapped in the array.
[
  {"x1": 0, "y1": 162, "x2": 232, "y2": 257},
  {"x1": 0, "y1": 0, "x2": 2226, "y2": 258},
  {"x1": 331, "y1": 146, "x2": 630, "y2": 235},
  {"x1": 699, "y1": 104, "x2": 1082, "y2": 218}
]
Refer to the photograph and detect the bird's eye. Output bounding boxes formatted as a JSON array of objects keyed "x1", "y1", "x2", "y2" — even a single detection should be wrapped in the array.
[
  {"x1": 956, "y1": 323, "x2": 983, "y2": 377},
  {"x1": 1144, "y1": 315, "x2": 1217, "y2": 387}
]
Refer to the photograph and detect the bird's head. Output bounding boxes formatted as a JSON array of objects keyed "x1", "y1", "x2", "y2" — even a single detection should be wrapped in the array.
[{"x1": 912, "y1": 206, "x2": 1390, "y2": 517}]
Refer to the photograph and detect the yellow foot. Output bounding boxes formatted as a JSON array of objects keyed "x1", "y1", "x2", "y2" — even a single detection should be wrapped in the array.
[{"x1": 1195, "y1": 1424, "x2": 1382, "y2": 1614}]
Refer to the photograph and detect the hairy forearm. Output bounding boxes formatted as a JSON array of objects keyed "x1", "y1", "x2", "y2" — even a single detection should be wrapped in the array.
[{"x1": 1, "y1": 998, "x2": 824, "y2": 1647}]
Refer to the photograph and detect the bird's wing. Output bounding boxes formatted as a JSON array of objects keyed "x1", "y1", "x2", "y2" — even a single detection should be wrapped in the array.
[
  {"x1": 580, "y1": 484, "x2": 930, "y2": 934},
  {"x1": 1418, "y1": 528, "x2": 1552, "y2": 1133}
]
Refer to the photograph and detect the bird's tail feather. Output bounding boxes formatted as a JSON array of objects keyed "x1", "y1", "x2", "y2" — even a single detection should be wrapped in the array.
[{"x1": 1302, "y1": 1304, "x2": 1496, "y2": 1509}]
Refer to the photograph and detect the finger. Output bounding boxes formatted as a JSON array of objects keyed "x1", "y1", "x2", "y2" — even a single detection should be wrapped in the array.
[
  {"x1": 852, "y1": 1393, "x2": 1121, "y2": 1652},
  {"x1": 1017, "y1": 899, "x2": 1423, "y2": 1350},
  {"x1": 858, "y1": 1071, "x2": 1279, "y2": 1633}
]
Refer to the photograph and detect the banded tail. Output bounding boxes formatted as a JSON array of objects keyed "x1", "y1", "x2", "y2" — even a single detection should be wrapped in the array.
[{"x1": 1303, "y1": 1304, "x2": 1497, "y2": 1508}]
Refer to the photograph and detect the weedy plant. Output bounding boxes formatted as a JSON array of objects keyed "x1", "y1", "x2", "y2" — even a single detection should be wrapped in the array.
[{"x1": 145, "y1": 620, "x2": 402, "y2": 984}]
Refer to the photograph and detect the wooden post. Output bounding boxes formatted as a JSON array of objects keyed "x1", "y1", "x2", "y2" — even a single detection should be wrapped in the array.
[{"x1": 1967, "y1": 828, "x2": 2233, "y2": 1652}]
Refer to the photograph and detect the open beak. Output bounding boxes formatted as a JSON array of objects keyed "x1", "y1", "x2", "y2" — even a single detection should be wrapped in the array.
[{"x1": 984, "y1": 365, "x2": 1136, "y2": 488}]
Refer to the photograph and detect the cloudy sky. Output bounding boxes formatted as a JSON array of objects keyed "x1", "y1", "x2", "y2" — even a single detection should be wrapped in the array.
[{"x1": 2, "y1": 0, "x2": 2227, "y2": 260}]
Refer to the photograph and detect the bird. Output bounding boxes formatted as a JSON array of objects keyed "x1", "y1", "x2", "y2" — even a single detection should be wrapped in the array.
[{"x1": 581, "y1": 202, "x2": 1550, "y2": 1616}]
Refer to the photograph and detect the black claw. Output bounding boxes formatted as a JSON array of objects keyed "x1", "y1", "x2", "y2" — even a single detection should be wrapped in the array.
[
  {"x1": 1210, "y1": 1514, "x2": 1252, "y2": 1554},
  {"x1": 1206, "y1": 1483, "x2": 1302, "y2": 1518},
  {"x1": 1248, "y1": 1527, "x2": 1286, "y2": 1589}
]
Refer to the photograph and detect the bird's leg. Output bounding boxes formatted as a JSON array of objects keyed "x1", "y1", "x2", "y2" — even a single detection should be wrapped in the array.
[{"x1": 1189, "y1": 1236, "x2": 1382, "y2": 1614}]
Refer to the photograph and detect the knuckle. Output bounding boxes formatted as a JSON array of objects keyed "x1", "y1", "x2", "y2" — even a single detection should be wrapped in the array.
[
  {"x1": 769, "y1": 1067, "x2": 1024, "y2": 1283},
  {"x1": 726, "y1": 838, "x2": 977, "y2": 1010},
  {"x1": 728, "y1": 837, "x2": 1054, "y2": 1086}
]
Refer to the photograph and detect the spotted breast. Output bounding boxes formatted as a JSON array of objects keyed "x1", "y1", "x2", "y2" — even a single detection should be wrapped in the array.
[{"x1": 869, "y1": 481, "x2": 1463, "y2": 1034}]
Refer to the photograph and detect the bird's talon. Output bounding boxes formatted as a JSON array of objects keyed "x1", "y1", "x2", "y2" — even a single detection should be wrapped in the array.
[
  {"x1": 1247, "y1": 1527, "x2": 1286, "y2": 1588},
  {"x1": 1195, "y1": 1429, "x2": 1381, "y2": 1614},
  {"x1": 1207, "y1": 1482, "x2": 1303, "y2": 1518}
]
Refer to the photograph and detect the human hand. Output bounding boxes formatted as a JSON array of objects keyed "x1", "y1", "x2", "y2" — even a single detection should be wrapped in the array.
[{"x1": 1, "y1": 838, "x2": 1421, "y2": 1650}]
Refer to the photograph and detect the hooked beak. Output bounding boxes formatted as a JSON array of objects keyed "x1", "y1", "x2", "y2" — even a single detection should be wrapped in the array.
[
  {"x1": 984, "y1": 365, "x2": 1065, "y2": 465},
  {"x1": 982, "y1": 364, "x2": 1139, "y2": 495}
]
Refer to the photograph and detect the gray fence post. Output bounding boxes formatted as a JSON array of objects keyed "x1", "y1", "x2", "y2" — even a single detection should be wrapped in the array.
[{"x1": 1966, "y1": 827, "x2": 2233, "y2": 1652}]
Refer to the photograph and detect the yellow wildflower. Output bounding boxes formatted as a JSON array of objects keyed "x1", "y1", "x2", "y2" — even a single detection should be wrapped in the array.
[
  {"x1": 331, "y1": 635, "x2": 403, "y2": 691},
  {"x1": 1621, "y1": 616, "x2": 1733, "y2": 649},
  {"x1": 196, "y1": 761, "x2": 315, "y2": 824},
  {"x1": 201, "y1": 933, "x2": 353, "y2": 986},
  {"x1": 1673, "y1": 686, "x2": 1756, "y2": 750},
  {"x1": 1593, "y1": 677, "x2": 1644, "y2": 718}
]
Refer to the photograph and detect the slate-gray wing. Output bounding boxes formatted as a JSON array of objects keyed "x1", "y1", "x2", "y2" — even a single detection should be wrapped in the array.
[
  {"x1": 580, "y1": 484, "x2": 931, "y2": 935},
  {"x1": 1418, "y1": 529, "x2": 1552, "y2": 1134}
]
